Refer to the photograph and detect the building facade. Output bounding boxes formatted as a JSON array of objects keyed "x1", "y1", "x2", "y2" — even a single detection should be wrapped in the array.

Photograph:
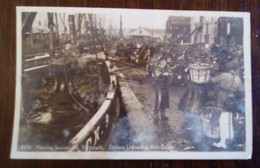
[{"x1": 165, "y1": 16, "x2": 218, "y2": 45}]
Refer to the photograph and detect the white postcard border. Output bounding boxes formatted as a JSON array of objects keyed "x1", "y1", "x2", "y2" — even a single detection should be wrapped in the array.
[{"x1": 11, "y1": 7, "x2": 252, "y2": 160}]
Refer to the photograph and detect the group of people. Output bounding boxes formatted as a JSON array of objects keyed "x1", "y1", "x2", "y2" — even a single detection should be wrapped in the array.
[
  {"x1": 148, "y1": 42, "x2": 245, "y2": 150},
  {"x1": 115, "y1": 39, "x2": 160, "y2": 67}
]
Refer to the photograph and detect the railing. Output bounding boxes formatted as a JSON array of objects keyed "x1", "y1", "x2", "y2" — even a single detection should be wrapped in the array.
[{"x1": 68, "y1": 60, "x2": 120, "y2": 151}]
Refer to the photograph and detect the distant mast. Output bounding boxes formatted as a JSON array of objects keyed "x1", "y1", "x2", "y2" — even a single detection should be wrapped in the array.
[
  {"x1": 152, "y1": 25, "x2": 154, "y2": 37},
  {"x1": 109, "y1": 20, "x2": 112, "y2": 37},
  {"x1": 68, "y1": 15, "x2": 76, "y2": 43},
  {"x1": 119, "y1": 15, "x2": 123, "y2": 38}
]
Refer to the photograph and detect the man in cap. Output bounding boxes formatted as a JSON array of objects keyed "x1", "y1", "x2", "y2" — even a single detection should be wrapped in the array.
[{"x1": 152, "y1": 45, "x2": 175, "y2": 122}]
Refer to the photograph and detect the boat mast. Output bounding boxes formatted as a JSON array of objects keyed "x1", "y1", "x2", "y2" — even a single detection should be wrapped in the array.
[
  {"x1": 47, "y1": 12, "x2": 55, "y2": 57},
  {"x1": 88, "y1": 13, "x2": 104, "y2": 96}
]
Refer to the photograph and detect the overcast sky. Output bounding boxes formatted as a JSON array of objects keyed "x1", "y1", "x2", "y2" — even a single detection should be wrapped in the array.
[
  {"x1": 31, "y1": 11, "x2": 218, "y2": 34},
  {"x1": 32, "y1": 11, "x2": 170, "y2": 32},
  {"x1": 104, "y1": 12, "x2": 169, "y2": 30}
]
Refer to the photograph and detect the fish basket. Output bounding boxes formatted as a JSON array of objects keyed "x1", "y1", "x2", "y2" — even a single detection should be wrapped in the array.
[{"x1": 189, "y1": 62, "x2": 213, "y2": 84}]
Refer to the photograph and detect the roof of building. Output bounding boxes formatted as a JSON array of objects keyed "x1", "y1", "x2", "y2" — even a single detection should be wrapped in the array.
[{"x1": 129, "y1": 27, "x2": 151, "y2": 37}]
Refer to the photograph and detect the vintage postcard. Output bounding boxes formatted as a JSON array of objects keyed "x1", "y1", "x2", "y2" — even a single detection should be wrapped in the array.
[{"x1": 11, "y1": 7, "x2": 252, "y2": 159}]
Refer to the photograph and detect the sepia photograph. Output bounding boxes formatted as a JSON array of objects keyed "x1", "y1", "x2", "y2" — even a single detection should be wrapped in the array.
[{"x1": 11, "y1": 7, "x2": 252, "y2": 159}]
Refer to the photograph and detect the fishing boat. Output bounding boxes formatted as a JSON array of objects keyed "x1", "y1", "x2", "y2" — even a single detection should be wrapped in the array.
[{"x1": 18, "y1": 12, "x2": 121, "y2": 151}]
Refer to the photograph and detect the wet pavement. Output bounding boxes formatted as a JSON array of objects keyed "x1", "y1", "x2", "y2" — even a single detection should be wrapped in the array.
[{"x1": 107, "y1": 55, "x2": 194, "y2": 151}]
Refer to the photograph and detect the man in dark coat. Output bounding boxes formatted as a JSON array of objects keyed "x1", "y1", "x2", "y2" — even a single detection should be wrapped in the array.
[
  {"x1": 152, "y1": 50, "x2": 174, "y2": 122},
  {"x1": 154, "y1": 75, "x2": 170, "y2": 121}
]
